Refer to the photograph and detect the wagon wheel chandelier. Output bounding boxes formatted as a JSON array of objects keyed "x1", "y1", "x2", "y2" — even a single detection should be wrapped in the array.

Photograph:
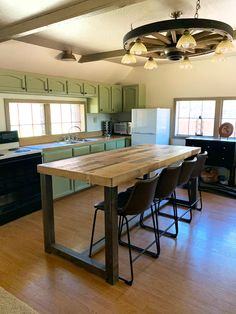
[{"x1": 121, "y1": 0, "x2": 234, "y2": 69}]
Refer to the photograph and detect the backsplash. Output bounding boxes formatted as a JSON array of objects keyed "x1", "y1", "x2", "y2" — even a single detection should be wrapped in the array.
[{"x1": 86, "y1": 113, "x2": 111, "y2": 131}]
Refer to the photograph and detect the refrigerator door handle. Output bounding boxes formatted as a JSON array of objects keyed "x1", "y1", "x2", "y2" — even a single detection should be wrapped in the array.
[{"x1": 132, "y1": 132, "x2": 156, "y2": 135}]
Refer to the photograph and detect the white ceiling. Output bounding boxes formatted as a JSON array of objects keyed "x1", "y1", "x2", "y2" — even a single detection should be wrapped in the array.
[{"x1": 0, "y1": 0, "x2": 235, "y2": 66}]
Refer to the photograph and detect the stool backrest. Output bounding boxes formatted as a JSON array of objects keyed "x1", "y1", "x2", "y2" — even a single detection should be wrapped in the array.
[
  {"x1": 155, "y1": 164, "x2": 182, "y2": 199},
  {"x1": 123, "y1": 175, "x2": 158, "y2": 215},
  {"x1": 178, "y1": 157, "x2": 197, "y2": 186},
  {"x1": 191, "y1": 151, "x2": 208, "y2": 178}
]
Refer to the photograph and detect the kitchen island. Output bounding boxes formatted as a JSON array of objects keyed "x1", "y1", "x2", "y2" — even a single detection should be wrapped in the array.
[{"x1": 37, "y1": 144, "x2": 200, "y2": 285}]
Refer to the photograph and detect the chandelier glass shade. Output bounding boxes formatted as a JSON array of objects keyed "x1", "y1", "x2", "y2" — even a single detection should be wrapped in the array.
[
  {"x1": 144, "y1": 57, "x2": 158, "y2": 69},
  {"x1": 122, "y1": 4, "x2": 234, "y2": 70},
  {"x1": 129, "y1": 38, "x2": 148, "y2": 55},
  {"x1": 176, "y1": 30, "x2": 197, "y2": 49},
  {"x1": 121, "y1": 51, "x2": 136, "y2": 64},
  {"x1": 179, "y1": 56, "x2": 193, "y2": 69}
]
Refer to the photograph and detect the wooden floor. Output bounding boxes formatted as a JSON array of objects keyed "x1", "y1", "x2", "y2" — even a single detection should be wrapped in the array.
[{"x1": 0, "y1": 185, "x2": 236, "y2": 314}]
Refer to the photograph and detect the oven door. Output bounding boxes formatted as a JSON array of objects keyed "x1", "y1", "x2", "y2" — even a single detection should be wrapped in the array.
[{"x1": 0, "y1": 153, "x2": 42, "y2": 225}]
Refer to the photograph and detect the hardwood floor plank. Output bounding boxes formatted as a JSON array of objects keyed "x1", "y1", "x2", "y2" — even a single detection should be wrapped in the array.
[{"x1": 0, "y1": 185, "x2": 236, "y2": 313}]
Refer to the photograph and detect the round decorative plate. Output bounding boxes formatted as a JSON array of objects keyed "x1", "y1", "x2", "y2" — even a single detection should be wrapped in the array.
[{"x1": 219, "y1": 122, "x2": 234, "y2": 137}]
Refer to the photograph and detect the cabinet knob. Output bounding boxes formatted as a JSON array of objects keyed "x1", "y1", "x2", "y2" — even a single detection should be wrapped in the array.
[
  {"x1": 223, "y1": 146, "x2": 226, "y2": 150},
  {"x1": 84, "y1": 92, "x2": 87, "y2": 95},
  {"x1": 49, "y1": 89, "x2": 52, "y2": 92},
  {"x1": 22, "y1": 87, "x2": 26, "y2": 90}
]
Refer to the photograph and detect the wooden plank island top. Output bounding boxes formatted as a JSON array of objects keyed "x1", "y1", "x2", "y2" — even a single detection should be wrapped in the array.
[{"x1": 37, "y1": 144, "x2": 201, "y2": 187}]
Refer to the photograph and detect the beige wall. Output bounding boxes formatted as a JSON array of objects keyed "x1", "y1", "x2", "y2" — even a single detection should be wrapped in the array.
[
  {"x1": 123, "y1": 55, "x2": 236, "y2": 108},
  {"x1": 0, "y1": 40, "x2": 131, "y2": 83}
]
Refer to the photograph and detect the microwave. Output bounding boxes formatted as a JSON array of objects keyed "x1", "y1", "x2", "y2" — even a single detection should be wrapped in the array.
[{"x1": 113, "y1": 122, "x2": 131, "y2": 135}]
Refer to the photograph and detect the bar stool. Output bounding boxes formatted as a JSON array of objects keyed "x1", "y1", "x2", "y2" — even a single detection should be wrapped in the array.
[
  {"x1": 89, "y1": 175, "x2": 159, "y2": 286},
  {"x1": 158, "y1": 157, "x2": 197, "y2": 223},
  {"x1": 188, "y1": 151, "x2": 208, "y2": 211},
  {"x1": 140, "y1": 163, "x2": 182, "y2": 238}
]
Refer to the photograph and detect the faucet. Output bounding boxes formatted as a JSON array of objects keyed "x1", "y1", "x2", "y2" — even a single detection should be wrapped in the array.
[{"x1": 65, "y1": 125, "x2": 82, "y2": 142}]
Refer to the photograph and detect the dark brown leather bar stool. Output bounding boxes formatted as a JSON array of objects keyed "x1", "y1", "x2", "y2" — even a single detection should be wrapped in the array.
[
  {"x1": 140, "y1": 164, "x2": 182, "y2": 238},
  {"x1": 89, "y1": 175, "x2": 159, "y2": 286},
  {"x1": 158, "y1": 157, "x2": 197, "y2": 223},
  {"x1": 173, "y1": 151, "x2": 208, "y2": 212},
  {"x1": 188, "y1": 151, "x2": 208, "y2": 211}
]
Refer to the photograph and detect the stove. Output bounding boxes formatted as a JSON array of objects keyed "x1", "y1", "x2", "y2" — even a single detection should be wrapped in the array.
[
  {"x1": 0, "y1": 131, "x2": 42, "y2": 225},
  {"x1": 0, "y1": 131, "x2": 41, "y2": 160}
]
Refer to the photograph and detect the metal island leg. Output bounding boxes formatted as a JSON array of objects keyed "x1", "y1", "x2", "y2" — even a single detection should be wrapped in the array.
[{"x1": 104, "y1": 186, "x2": 119, "y2": 285}]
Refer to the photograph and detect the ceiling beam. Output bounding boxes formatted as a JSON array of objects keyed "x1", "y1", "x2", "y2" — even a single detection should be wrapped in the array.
[
  {"x1": 78, "y1": 49, "x2": 125, "y2": 63},
  {"x1": 0, "y1": 0, "x2": 145, "y2": 43}
]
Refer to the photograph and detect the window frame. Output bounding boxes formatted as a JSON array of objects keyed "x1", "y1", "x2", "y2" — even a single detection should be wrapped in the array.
[
  {"x1": 4, "y1": 98, "x2": 87, "y2": 138},
  {"x1": 173, "y1": 97, "x2": 236, "y2": 138}
]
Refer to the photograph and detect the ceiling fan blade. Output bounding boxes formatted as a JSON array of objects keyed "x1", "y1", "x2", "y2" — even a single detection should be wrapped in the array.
[
  {"x1": 78, "y1": 49, "x2": 124, "y2": 63},
  {"x1": 142, "y1": 37, "x2": 166, "y2": 46},
  {"x1": 151, "y1": 32, "x2": 171, "y2": 45}
]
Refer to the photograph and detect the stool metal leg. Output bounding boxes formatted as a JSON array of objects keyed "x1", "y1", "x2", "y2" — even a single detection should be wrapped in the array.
[{"x1": 89, "y1": 208, "x2": 99, "y2": 257}]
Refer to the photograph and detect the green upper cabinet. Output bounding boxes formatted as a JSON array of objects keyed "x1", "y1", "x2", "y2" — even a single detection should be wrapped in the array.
[
  {"x1": 98, "y1": 84, "x2": 122, "y2": 113},
  {"x1": 98, "y1": 84, "x2": 112, "y2": 113},
  {"x1": 25, "y1": 74, "x2": 48, "y2": 94},
  {"x1": 111, "y1": 85, "x2": 122, "y2": 113},
  {"x1": 67, "y1": 79, "x2": 98, "y2": 97},
  {"x1": 122, "y1": 84, "x2": 146, "y2": 112},
  {"x1": 0, "y1": 70, "x2": 26, "y2": 93},
  {"x1": 48, "y1": 77, "x2": 67, "y2": 95},
  {"x1": 84, "y1": 82, "x2": 98, "y2": 97},
  {"x1": 26, "y1": 74, "x2": 67, "y2": 95},
  {"x1": 67, "y1": 79, "x2": 84, "y2": 96}
]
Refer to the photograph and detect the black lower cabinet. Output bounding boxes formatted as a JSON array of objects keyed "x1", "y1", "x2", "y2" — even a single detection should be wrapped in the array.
[
  {"x1": 186, "y1": 137, "x2": 236, "y2": 197},
  {"x1": 0, "y1": 153, "x2": 42, "y2": 225}
]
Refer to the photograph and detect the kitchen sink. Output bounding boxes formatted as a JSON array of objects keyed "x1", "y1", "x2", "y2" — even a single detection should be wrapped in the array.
[{"x1": 59, "y1": 138, "x2": 99, "y2": 144}]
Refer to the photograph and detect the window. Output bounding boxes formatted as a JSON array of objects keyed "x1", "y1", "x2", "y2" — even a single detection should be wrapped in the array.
[
  {"x1": 8, "y1": 102, "x2": 46, "y2": 137},
  {"x1": 50, "y1": 103, "x2": 85, "y2": 135},
  {"x1": 175, "y1": 100, "x2": 216, "y2": 137},
  {"x1": 174, "y1": 98, "x2": 236, "y2": 138},
  {"x1": 5, "y1": 100, "x2": 86, "y2": 138}
]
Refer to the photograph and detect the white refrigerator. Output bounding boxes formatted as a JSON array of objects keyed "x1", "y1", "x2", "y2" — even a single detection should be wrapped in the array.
[{"x1": 131, "y1": 108, "x2": 170, "y2": 145}]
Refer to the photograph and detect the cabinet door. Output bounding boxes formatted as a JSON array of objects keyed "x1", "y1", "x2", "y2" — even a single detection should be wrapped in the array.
[
  {"x1": 25, "y1": 74, "x2": 48, "y2": 94},
  {"x1": 48, "y1": 77, "x2": 67, "y2": 95},
  {"x1": 90, "y1": 143, "x2": 105, "y2": 153},
  {"x1": 125, "y1": 138, "x2": 131, "y2": 147},
  {"x1": 0, "y1": 70, "x2": 26, "y2": 92},
  {"x1": 72, "y1": 146, "x2": 91, "y2": 191},
  {"x1": 98, "y1": 84, "x2": 111, "y2": 113},
  {"x1": 122, "y1": 85, "x2": 138, "y2": 112},
  {"x1": 84, "y1": 82, "x2": 98, "y2": 96},
  {"x1": 67, "y1": 79, "x2": 84, "y2": 96},
  {"x1": 105, "y1": 141, "x2": 116, "y2": 151},
  {"x1": 73, "y1": 146, "x2": 90, "y2": 156},
  {"x1": 116, "y1": 139, "x2": 125, "y2": 149},
  {"x1": 111, "y1": 85, "x2": 122, "y2": 113},
  {"x1": 43, "y1": 148, "x2": 73, "y2": 199}
]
